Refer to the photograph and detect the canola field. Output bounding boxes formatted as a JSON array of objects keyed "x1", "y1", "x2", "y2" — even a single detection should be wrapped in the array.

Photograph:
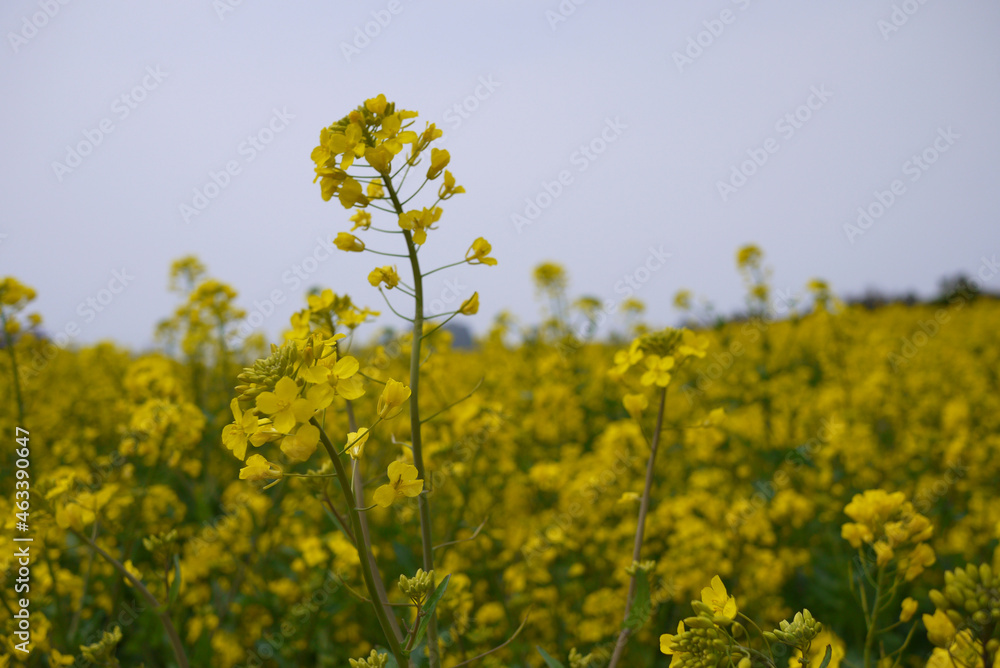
[{"x1": 1, "y1": 97, "x2": 998, "y2": 668}]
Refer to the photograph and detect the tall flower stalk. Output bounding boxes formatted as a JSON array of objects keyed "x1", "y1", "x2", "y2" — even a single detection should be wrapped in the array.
[{"x1": 223, "y1": 94, "x2": 495, "y2": 667}]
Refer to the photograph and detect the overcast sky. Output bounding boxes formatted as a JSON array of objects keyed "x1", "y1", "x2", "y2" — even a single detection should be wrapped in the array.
[{"x1": 2, "y1": 1, "x2": 998, "y2": 349}]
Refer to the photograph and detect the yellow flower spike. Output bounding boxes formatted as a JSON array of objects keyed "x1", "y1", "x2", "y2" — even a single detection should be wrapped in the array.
[
  {"x1": 465, "y1": 238, "x2": 497, "y2": 266},
  {"x1": 377, "y1": 379, "x2": 411, "y2": 419},
  {"x1": 334, "y1": 232, "x2": 366, "y2": 253},
  {"x1": 622, "y1": 393, "x2": 647, "y2": 420},
  {"x1": 701, "y1": 575, "x2": 738, "y2": 619},
  {"x1": 426, "y1": 148, "x2": 450, "y2": 179},
  {"x1": 373, "y1": 460, "x2": 424, "y2": 508},
  {"x1": 459, "y1": 292, "x2": 480, "y2": 316},
  {"x1": 280, "y1": 423, "x2": 320, "y2": 463},
  {"x1": 346, "y1": 427, "x2": 370, "y2": 459},
  {"x1": 369, "y1": 266, "x2": 400, "y2": 289},
  {"x1": 239, "y1": 454, "x2": 283, "y2": 482}
]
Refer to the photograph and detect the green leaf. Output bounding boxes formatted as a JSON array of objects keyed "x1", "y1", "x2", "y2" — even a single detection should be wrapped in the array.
[
  {"x1": 411, "y1": 574, "x2": 451, "y2": 650},
  {"x1": 623, "y1": 569, "x2": 652, "y2": 630},
  {"x1": 817, "y1": 644, "x2": 833, "y2": 668},
  {"x1": 536, "y1": 646, "x2": 566, "y2": 668},
  {"x1": 168, "y1": 554, "x2": 182, "y2": 606}
]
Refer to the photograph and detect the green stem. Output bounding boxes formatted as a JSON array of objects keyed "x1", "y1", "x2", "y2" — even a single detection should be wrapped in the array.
[
  {"x1": 381, "y1": 173, "x2": 442, "y2": 668},
  {"x1": 74, "y1": 528, "x2": 190, "y2": 668},
  {"x1": 346, "y1": 401, "x2": 403, "y2": 643},
  {"x1": 608, "y1": 385, "x2": 668, "y2": 668},
  {"x1": 863, "y1": 566, "x2": 885, "y2": 668},
  {"x1": 314, "y1": 418, "x2": 407, "y2": 666}
]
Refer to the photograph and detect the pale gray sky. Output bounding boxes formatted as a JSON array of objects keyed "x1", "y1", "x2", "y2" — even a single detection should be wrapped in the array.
[{"x1": 2, "y1": 1, "x2": 998, "y2": 348}]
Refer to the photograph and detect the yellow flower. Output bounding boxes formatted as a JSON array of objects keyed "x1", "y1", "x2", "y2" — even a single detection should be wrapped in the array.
[
  {"x1": 346, "y1": 427, "x2": 370, "y2": 459},
  {"x1": 840, "y1": 522, "x2": 873, "y2": 549},
  {"x1": 465, "y1": 238, "x2": 497, "y2": 266},
  {"x1": 334, "y1": 232, "x2": 366, "y2": 253},
  {"x1": 337, "y1": 176, "x2": 368, "y2": 208},
  {"x1": 640, "y1": 354, "x2": 675, "y2": 387},
  {"x1": 618, "y1": 492, "x2": 640, "y2": 504},
  {"x1": 737, "y1": 244, "x2": 762, "y2": 268},
  {"x1": 368, "y1": 266, "x2": 400, "y2": 289},
  {"x1": 903, "y1": 542, "x2": 935, "y2": 581},
  {"x1": 701, "y1": 575, "x2": 738, "y2": 619},
  {"x1": 123, "y1": 560, "x2": 142, "y2": 588},
  {"x1": 350, "y1": 210, "x2": 372, "y2": 231},
  {"x1": 365, "y1": 93, "x2": 388, "y2": 116},
  {"x1": 239, "y1": 454, "x2": 283, "y2": 482},
  {"x1": 280, "y1": 423, "x2": 320, "y2": 463},
  {"x1": 398, "y1": 207, "x2": 443, "y2": 245},
  {"x1": 622, "y1": 393, "x2": 647, "y2": 420},
  {"x1": 222, "y1": 398, "x2": 258, "y2": 461},
  {"x1": 899, "y1": 597, "x2": 918, "y2": 622},
  {"x1": 873, "y1": 541, "x2": 894, "y2": 567},
  {"x1": 255, "y1": 377, "x2": 318, "y2": 433},
  {"x1": 677, "y1": 329, "x2": 709, "y2": 359},
  {"x1": 365, "y1": 145, "x2": 393, "y2": 174},
  {"x1": 373, "y1": 460, "x2": 424, "y2": 508},
  {"x1": 459, "y1": 292, "x2": 480, "y2": 316},
  {"x1": 923, "y1": 609, "x2": 957, "y2": 648},
  {"x1": 660, "y1": 620, "x2": 685, "y2": 654},
  {"x1": 426, "y1": 147, "x2": 450, "y2": 179},
  {"x1": 374, "y1": 113, "x2": 418, "y2": 155},
  {"x1": 377, "y1": 379, "x2": 411, "y2": 419},
  {"x1": 438, "y1": 170, "x2": 465, "y2": 199}
]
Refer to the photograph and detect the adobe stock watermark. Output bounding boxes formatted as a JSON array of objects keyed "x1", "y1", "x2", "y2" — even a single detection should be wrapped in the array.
[
  {"x1": 560, "y1": 245, "x2": 672, "y2": 356},
  {"x1": 877, "y1": 0, "x2": 933, "y2": 41},
  {"x1": 20, "y1": 268, "x2": 135, "y2": 385},
  {"x1": 726, "y1": 417, "x2": 844, "y2": 532},
  {"x1": 672, "y1": 0, "x2": 753, "y2": 73},
  {"x1": 680, "y1": 286, "x2": 796, "y2": 406},
  {"x1": 439, "y1": 75, "x2": 501, "y2": 136},
  {"x1": 545, "y1": 0, "x2": 588, "y2": 32},
  {"x1": 227, "y1": 233, "x2": 335, "y2": 347},
  {"x1": 51, "y1": 66, "x2": 168, "y2": 182},
  {"x1": 885, "y1": 251, "x2": 996, "y2": 372},
  {"x1": 339, "y1": 0, "x2": 411, "y2": 62},
  {"x1": 843, "y1": 126, "x2": 958, "y2": 244},
  {"x1": 179, "y1": 107, "x2": 294, "y2": 224},
  {"x1": 213, "y1": 0, "x2": 246, "y2": 21},
  {"x1": 7, "y1": 0, "x2": 71, "y2": 54},
  {"x1": 716, "y1": 85, "x2": 833, "y2": 202},
  {"x1": 511, "y1": 117, "x2": 627, "y2": 233}
]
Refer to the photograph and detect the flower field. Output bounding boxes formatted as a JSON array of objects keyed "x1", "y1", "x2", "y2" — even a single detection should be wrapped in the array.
[{"x1": 1, "y1": 97, "x2": 999, "y2": 668}]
